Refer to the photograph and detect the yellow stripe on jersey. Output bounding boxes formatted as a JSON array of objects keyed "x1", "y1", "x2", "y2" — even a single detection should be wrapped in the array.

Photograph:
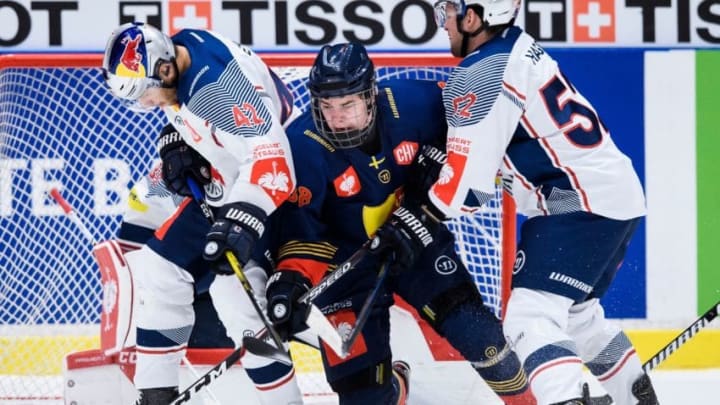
[{"x1": 277, "y1": 240, "x2": 338, "y2": 261}]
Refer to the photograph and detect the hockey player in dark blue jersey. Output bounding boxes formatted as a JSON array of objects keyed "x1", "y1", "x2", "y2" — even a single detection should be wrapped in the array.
[{"x1": 264, "y1": 42, "x2": 536, "y2": 404}]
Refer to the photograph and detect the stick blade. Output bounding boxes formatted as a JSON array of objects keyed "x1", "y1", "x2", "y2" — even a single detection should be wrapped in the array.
[{"x1": 242, "y1": 336, "x2": 293, "y2": 366}]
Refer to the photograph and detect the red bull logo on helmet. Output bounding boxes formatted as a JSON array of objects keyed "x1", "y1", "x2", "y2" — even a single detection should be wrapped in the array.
[{"x1": 111, "y1": 28, "x2": 148, "y2": 79}]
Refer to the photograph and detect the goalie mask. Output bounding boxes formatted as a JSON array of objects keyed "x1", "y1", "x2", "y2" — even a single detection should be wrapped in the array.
[
  {"x1": 308, "y1": 42, "x2": 377, "y2": 149},
  {"x1": 102, "y1": 22, "x2": 175, "y2": 111}
]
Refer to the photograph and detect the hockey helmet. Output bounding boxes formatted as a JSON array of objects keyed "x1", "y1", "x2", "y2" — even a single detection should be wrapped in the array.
[
  {"x1": 433, "y1": 0, "x2": 520, "y2": 28},
  {"x1": 102, "y1": 22, "x2": 175, "y2": 109},
  {"x1": 308, "y1": 42, "x2": 377, "y2": 149}
]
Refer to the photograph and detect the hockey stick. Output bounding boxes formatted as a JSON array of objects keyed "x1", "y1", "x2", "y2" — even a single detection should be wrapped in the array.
[
  {"x1": 50, "y1": 188, "x2": 95, "y2": 243},
  {"x1": 341, "y1": 259, "x2": 390, "y2": 356},
  {"x1": 242, "y1": 243, "x2": 373, "y2": 360},
  {"x1": 169, "y1": 329, "x2": 269, "y2": 405},
  {"x1": 185, "y1": 178, "x2": 289, "y2": 362},
  {"x1": 642, "y1": 299, "x2": 720, "y2": 373}
]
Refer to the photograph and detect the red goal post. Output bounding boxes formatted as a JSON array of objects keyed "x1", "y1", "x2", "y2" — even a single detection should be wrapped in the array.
[{"x1": 0, "y1": 52, "x2": 515, "y2": 401}]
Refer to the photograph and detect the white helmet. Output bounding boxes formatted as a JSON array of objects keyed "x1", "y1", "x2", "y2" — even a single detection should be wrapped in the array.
[
  {"x1": 101, "y1": 22, "x2": 175, "y2": 104},
  {"x1": 434, "y1": 0, "x2": 520, "y2": 28}
]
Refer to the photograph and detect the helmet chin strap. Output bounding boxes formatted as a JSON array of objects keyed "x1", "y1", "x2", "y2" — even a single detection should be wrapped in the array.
[{"x1": 457, "y1": 11, "x2": 487, "y2": 57}]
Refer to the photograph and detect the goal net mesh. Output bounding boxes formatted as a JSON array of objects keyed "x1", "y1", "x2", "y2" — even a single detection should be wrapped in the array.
[{"x1": 0, "y1": 55, "x2": 511, "y2": 401}]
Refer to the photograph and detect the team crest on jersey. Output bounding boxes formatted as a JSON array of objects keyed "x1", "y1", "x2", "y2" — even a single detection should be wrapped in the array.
[
  {"x1": 334, "y1": 166, "x2": 361, "y2": 197},
  {"x1": 324, "y1": 309, "x2": 367, "y2": 366},
  {"x1": 393, "y1": 141, "x2": 418, "y2": 165},
  {"x1": 250, "y1": 157, "x2": 293, "y2": 206},
  {"x1": 432, "y1": 149, "x2": 467, "y2": 206}
]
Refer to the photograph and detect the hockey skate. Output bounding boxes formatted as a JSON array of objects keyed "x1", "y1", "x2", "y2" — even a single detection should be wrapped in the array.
[
  {"x1": 632, "y1": 374, "x2": 659, "y2": 404},
  {"x1": 550, "y1": 383, "x2": 613, "y2": 405},
  {"x1": 392, "y1": 360, "x2": 412, "y2": 404},
  {"x1": 135, "y1": 387, "x2": 179, "y2": 405}
]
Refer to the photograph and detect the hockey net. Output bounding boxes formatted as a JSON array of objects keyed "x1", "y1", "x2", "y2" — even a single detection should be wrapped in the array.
[{"x1": 0, "y1": 53, "x2": 515, "y2": 402}]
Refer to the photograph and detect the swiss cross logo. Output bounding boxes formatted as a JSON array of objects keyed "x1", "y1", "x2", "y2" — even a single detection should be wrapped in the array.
[
  {"x1": 431, "y1": 151, "x2": 467, "y2": 206},
  {"x1": 573, "y1": 0, "x2": 614, "y2": 42},
  {"x1": 250, "y1": 158, "x2": 293, "y2": 207},
  {"x1": 333, "y1": 167, "x2": 361, "y2": 197},
  {"x1": 169, "y1": 0, "x2": 212, "y2": 35},
  {"x1": 393, "y1": 141, "x2": 418, "y2": 166},
  {"x1": 324, "y1": 310, "x2": 367, "y2": 366}
]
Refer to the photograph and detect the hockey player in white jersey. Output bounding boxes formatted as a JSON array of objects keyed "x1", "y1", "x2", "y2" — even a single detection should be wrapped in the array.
[
  {"x1": 101, "y1": 22, "x2": 299, "y2": 404},
  {"x1": 368, "y1": 1, "x2": 659, "y2": 404}
]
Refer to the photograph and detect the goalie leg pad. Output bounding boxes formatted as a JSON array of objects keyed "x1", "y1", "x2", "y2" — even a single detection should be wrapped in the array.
[{"x1": 568, "y1": 298, "x2": 644, "y2": 405}]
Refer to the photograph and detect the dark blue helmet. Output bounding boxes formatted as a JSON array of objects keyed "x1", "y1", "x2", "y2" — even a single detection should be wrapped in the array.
[{"x1": 308, "y1": 42, "x2": 377, "y2": 149}]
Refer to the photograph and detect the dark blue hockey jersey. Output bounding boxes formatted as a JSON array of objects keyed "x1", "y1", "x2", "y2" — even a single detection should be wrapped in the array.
[{"x1": 273, "y1": 79, "x2": 446, "y2": 285}]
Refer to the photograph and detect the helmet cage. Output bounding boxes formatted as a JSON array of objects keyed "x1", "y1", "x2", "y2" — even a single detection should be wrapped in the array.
[
  {"x1": 433, "y1": 0, "x2": 519, "y2": 28},
  {"x1": 101, "y1": 22, "x2": 175, "y2": 106},
  {"x1": 307, "y1": 43, "x2": 377, "y2": 149},
  {"x1": 310, "y1": 87, "x2": 377, "y2": 149}
]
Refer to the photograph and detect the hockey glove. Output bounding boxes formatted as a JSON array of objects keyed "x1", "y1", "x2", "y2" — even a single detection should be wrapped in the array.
[
  {"x1": 370, "y1": 204, "x2": 441, "y2": 273},
  {"x1": 405, "y1": 143, "x2": 447, "y2": 198},
  {"x1": 157, "y1": 124, "x2": 211, "y2": 197},
  {"x1": 266, "y1": 270, "x2": 312, "y2": 340},
  {"x1": 203, "y1": 202, "x2": 267, "y2": 275}
]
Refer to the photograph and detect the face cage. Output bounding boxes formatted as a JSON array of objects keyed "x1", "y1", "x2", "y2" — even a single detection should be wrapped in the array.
[
  {"x1": 310, "y1": 88, "x2": 377, "y2": 150},
  {"x1": 434, "y1": 0, "x2": 465, "y2": 27}
]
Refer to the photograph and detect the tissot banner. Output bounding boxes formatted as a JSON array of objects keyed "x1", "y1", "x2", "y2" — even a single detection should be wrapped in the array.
[{"x1": 1, "y1": 0, "x2": 720, "y2": 51}]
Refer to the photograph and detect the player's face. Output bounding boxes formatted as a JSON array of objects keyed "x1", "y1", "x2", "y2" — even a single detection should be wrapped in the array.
[
  {"x1": 134, "y1": 87, "x2": 178, "y2": 110},
  {"x1": 319, "y1": 94, "x2": 371, "y2": 132},
  {"x1": 435, "y1": 2, "x2": 464, "y2": 57}
]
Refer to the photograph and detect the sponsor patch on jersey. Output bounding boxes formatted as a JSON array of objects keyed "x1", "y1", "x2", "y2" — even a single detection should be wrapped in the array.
[
  {"x1": 333, "y1": 166, "x2": 361, "y2": 197},
  {"x1": 324, "y1": 309, "x2": 367, "y2": 366},
  {"x1": 287, "y1": 185, "x2": 312, "y2": 207},
  {"x1": 434, "y1": 255, "x2": 457, "y2": 275},
  {"x1": 431, "y1": 149, "x2": 467, "y2": 206},
  {"x1": 250, "y1": 157, "x2": 294, "y2": 207},
  {"x1": 378, "y1": 169, "x2": 391, "y2": 183},
  {"x1": 393, "y1": 141, "x2": 419, "y2": 165}
]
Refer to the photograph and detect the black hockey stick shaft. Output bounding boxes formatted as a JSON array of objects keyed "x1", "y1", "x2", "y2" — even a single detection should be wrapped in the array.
[
  {"x1": 170, "y1": 329, "x2": 269, "y2": 404},
  {"x1": 186, "y1": 179, "x2": 289, "y2": 358},
  {"x1": 341, "y1": 260, "x2": 389, "y2": 356},
  {"x1": 298, "y1": 241, "x2": 371, "y2": 304},
  {"x1": 642, "y1": 299, "x2": 720, "y2": 373},
  {"x1": 243, "y1": 242, "x2": 373, "y2": 360}
]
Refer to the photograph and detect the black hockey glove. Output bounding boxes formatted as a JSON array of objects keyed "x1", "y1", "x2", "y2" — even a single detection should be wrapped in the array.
[
  {"x1": 203, "y1": 202, "x2": 267, "y2": 275},
  {"x1": 370, "y1": 204, "x2": 442, "y2": 274},
  {"x1": 266, "y1": 270, "x2": 312, "y2": 340},
  {"x1": 405, "y1": 143, "x2": 447, "y2": 198},
  {"x1": 157, "y1": 124, "x2": 211, "y2": 197}
]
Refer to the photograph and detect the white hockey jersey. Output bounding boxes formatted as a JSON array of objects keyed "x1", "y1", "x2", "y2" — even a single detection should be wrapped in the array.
[
  {"x1": 163, "y1": 29, "x2": 297, "y2": 215},
  {"x1": 429, "y1": 27, "x2": 646, "y2": 221}
]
